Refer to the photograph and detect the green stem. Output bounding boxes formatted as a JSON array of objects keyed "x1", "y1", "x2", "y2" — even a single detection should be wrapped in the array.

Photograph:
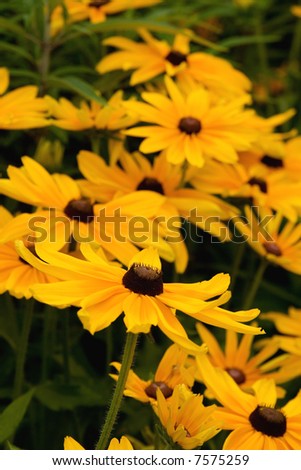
[
  {"x1": 38, "y1": 0, "x2": 51, "y2": 94},
  {"x1": 13, "y1": 298, "x2": 35, "y2": 399},
  {"x1": 229, "y1": 242, "x2": 246, "y2": 292},
  {"x1": 242, "y1": 258, "x2": 268, "y2": 310},
  {"x1": 95, "y1": 332, "x2": 138, "y2": 450},
  {"x1": 289, "y1": 17, "x2": 301, "y2": 74}
]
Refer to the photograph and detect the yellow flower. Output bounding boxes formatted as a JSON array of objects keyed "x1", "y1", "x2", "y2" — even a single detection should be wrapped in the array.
[
  {"x1": 46, "y1": 90, "x2": 137, "y2": 131},
  {"x1": 191, "y1": 155, "x2": 301, "y2": 222},
  {"x1": 234, "y1": 206, "x2": 301, "y2": 274},
  {"x1": 16, "y1": 244, "x2": 263, "y2": 354},
  {"x1": 291, "y1": 5, "x2": 301, "y2": 17},
  {"x1": 0, "y1": 68, "x2": 49, "y2": 130},
  {"x1": 97, "y1": 29, "x2": 251, "y2": 97},
  {"x1": 110, "y1": 343, "x2": 197, "y2": 404},
  {"x1": 51, "y1": 0, "x2": 162, "y2": 35},
  {"x1": 153, "y1": 384, "x2": 221, "y2": 449},
  {"x1": 64, "y1": 435, "x2": 133, "y2": 450},
  {"x1": 0, "y1": 207, "x2": 58, "y2": 299},
  {"x1": 77, "y1": 149, "x2": 237, "y2": 272},
  {"x1": 124, "y1": 76, "x2": 257, "y2": 168},
  {"x1": 0, "y1": 156, "x2": 170, "y2": 266},
  {"x1": 196, "y1": 354, "x2": 301, "y2": 449},
  {"x1": 262, "y1": 307, "x2": 301, "y2": 356},
  {"x1": 194, "y1": 323, "x2": 300, "y2": 398}
]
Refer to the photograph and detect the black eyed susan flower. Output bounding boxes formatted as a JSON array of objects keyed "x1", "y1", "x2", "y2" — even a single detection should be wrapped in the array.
[
  {"x1": 0, "y1": 207, "x2": 58, "y2": 299},
  {"x1": 64, "y1": 435, "x2": 133, "y2": 450},
  {"x1": 77, "y1": 149, "x2": 237, "y2": 272},
  {"x1": 153, "y1": 384, "x2": 221, "y2": 449},
  {"x1": 110, "y1": 343, "x2": 197, "y2": 404},
  {"x1": 50, "y1": 0, "x2": 162, "y2": 35},
  {"x1": 195, "y1": 323, "x2": 301, "y2": 397},
  {"x1": 124, "y1": 76, "x2": 257, "y2": 168},
  {"x1": 262, "y1": 307, "x2": 301, "y2": 356},
  {"x1": 0, "y1": 68, "x2": 49, "y2": 130},
  {"x1": 234, "y1": 206, "x2": 301, "y2": 273},
  {"x1": 16, "y1": 244, "x2": 263, "y2": 354},
  {"x1": 97, "y1": 29, "x2": 251, "y2": 97},
  {"x1": 0, "y1": 157, "x2": 172, "y2": 266},
  {"x1": 196, "y1": 354, "x2": 301, "y2": 449}
]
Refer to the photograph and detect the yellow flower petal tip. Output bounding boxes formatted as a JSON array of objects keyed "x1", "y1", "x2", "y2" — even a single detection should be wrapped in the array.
[{"x1": 128, "y1": 246, "x2": 162, "y2": 272}]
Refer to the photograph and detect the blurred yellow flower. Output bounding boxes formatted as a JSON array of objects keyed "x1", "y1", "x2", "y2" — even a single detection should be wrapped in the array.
[
  {"x1": 64, "y1": 435, "x2": 133, "y2": 449},
  {"x1": 153, "y1": 384, "x2": 221, "y2": 449},
  {"x1": 0, "y1": 68, "x2": 49, "y2": 130}
]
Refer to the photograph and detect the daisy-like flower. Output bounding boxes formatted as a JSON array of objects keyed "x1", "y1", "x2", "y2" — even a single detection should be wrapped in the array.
[
  {"x1": 64, "y1": 435, "x2": 133, "y2": 450},
  {"x1": 110, "y1": 343, "x2": 197, "y2": 404},
  {"x1": 16, "y1": 244, "x2": 263, "y2": 354},
  {"x1": 124, "y1": 76, "x2": 257, "y2": 168},
  {"x1": 77, "y1": 150, "x2": 237, "y2": 271},
  {"x1": 50, "y1": 0, "x2": 161, "y2": 34},
  {"x1": 196, "y1": 354, "x2": 301, "y2": 449},
  {"x1": 0, "y1": 207, "x2": 58, "y2": 299},
  {"x1": 153, "y1": 384, "x2": 221, "y2": 449},
  {"x1": 0, "y1": 68, "x2": 49, "y2": 130},
  {"x1": 0, "y1": 156, "x2": 172, "y2": 266},
  {"x1": 262, "y1": 307, "x2": 301, "y2": 356},
  {"x1": 190, "y1": 156, "x2": 301, "y2": 223},
  {"x1": 97, "y1": 29, "x2": 251, "y2": 97},
  {"x1": 46, "y1": 90, "x2": 137, "y2": 132},
  {"x1": 291, "y1": 5, "x2": 301, "y2": 17},
  {"x1": 195, "y1": 323, "x2": 301, "y2": 397},
  {"x1": 234, "y1": 206, "x2": 301, "y2": 274}
]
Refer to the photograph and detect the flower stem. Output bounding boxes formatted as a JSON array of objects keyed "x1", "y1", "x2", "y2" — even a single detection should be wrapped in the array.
[
  {"x1": 242, "y1": 258, "x2": 268, "y2": 310},
  {"x1": 13, "y1": 298, "x2": 35, "y2": 399},
  {"x1": 95, "y1": 332, "x2": 138, "y2": 450}
]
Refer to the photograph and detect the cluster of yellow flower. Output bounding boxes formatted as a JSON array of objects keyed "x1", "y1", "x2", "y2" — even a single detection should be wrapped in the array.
[{"x1": 1, "y1": 0, "x2": 301, "y2": 451}]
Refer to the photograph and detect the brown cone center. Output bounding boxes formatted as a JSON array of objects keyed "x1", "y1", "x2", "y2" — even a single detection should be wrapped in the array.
[
  {"x1": 178, "y1": 117, "x2": 202, "y2": 135},
  {"x1": 225, "y1": 367, "x2": 246, "y2": 385},
  {"x1": 261, "y1": 155, "x2": 284, "y2": 168},
  {"x1": 248, "y1": 177, "x2": 268, "y2": 193},
  {"x1": 122, "y1": 263, "x2": 163, "y2": 296},
  {"x1": 165, "y1": 50, "x2": 187, "y2": 66},
  {"x1": 145, "y1": 381, "x2": 173, "y2": 399},
  {"x1": 263, "y1": 241, "x2": 282, "y2": 257},
  {"x1": 88, "y1": 0, "x2": 110, "y2": 7},
  {"x1": 136, "y1": 177, "x2": 164, "y2": 194},
  {"x1": 249, "y1": 405, "x2": 287, "y2": 437},
  {"x1": 64, "y1": 198, "x2": 94, "y2": 223}
]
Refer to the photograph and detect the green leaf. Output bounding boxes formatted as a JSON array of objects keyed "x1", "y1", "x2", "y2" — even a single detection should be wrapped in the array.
[
  {"x1": 0, "y1": 18, "x2": 36, "y2": 42},
  {"x1": 0, "y1": 389, "x2": 34, "y2": 443},
  {"x1": 74, "y1": 19, "x2": 227, "y2": 51},
  {"x1": 0, "y1": 43, "x2": 35, "y2": 63},
  {"x1": 47, "y1": 75, "x2": 107, "y2": 105},
  {"x1": 5, "y1": 441, "x2": 22, "y2": 450},
  {"x1": 220, "y1": 35, "x2": 280, "y2": 47}
]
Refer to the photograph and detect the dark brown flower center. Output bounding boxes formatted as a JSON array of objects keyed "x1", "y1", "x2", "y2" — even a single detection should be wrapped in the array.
[
  {"x1": 88, "y1": 0, "x2": 110, "y2": 8},
  {"x1": 136, "y1": 177, "x2": 164, "y2": 194},
  {"x1": 263, "y1": 241, "x2": 282, "y2": 257},
  {"x1": 225, "y1": 367, "x2": 246, "y2": 385},
  {"x1": 248, "y1": 177, "x2": 268, "y2": 194},
  {"x1": 122, "y1": 263, "x2": 163, "y2": 296},
  {"x1": 145, "y1": 381, "x2": 173, "y2": 399},
  {"x1": 165, "y1": 50, "x2": 187, "y2": 66},
  {"x1": 178, "y1": 117, "x2": 202, "y2": 135},
  {"x1": 249, "y1": 405, "x2": 287, "y2": 437},
  {"x1": 64, "y1": 198, "x2": 94, "y2": 223},
  {"x1": 261, "y1": 155, "x2": 284, "y2": 168}
]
